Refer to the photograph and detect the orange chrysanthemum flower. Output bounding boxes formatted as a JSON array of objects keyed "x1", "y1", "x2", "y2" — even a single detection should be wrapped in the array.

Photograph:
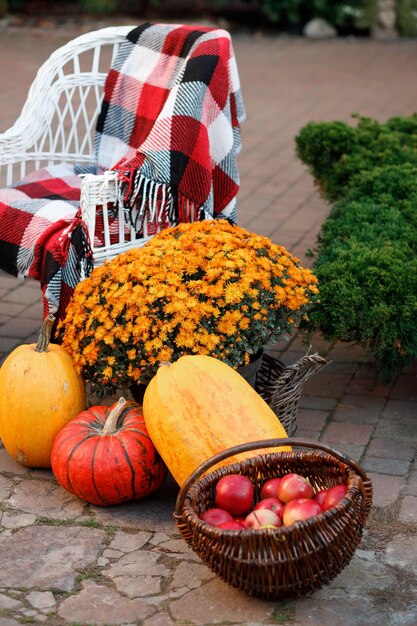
[{"x1": 58, "y1": 220, "x2": 318, "y2": 395}]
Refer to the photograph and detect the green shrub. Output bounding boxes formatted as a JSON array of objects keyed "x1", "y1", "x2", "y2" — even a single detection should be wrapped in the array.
[
  {"x1": 296, "y1": 114, "x2": 417, "y2": 201},
  {"x1": 323, "y1": 164, "x2": 417, "y2": 231},
  {"x1": 397, "y1": 0, "x2": 417, "y2": 37},
  {"x1": 258, "y1": 0, "x2": 364, "y2": 26},
  {"x1": 301, "y1": 164, "x2": 417, "y2": 382}
]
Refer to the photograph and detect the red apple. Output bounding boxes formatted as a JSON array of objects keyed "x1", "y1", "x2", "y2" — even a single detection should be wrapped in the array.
[
  {"x1": 282, "y1": 498, "x2": 322, "y2": 526},
  {"x1": 253, "y1": 497, "x2": 284, "y2": 517},
  {"x1": 200, "y1": 508, "x2": 233, "y2": 527},
  {"x1": 215, "y1": 474, "x2": 254, "y2": 517},
  {"x1": 260, "y1": 477, "x2": 282, "y2": 499},
  {"x1": 321, "y1": 484, "x2": 348, "y2": 511},
  {"x1": 218, "y1": 520, "x2": 246, "y2": 530},
  {"x1": 278, "y1": 473, "x2": 314, "y2": 503},
  {"x1": 314, "y1": 490, "x2": 329, "y2": 508},
  {"x1": 281, "y1": 496, "x2": 309, "y2": 521},
  {"x1": 244, "y1": 508, "x2": 282, "y2": 529}
]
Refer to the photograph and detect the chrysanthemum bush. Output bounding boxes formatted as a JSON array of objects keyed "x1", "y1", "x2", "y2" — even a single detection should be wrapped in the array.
[{"x1": 58, "y1": 220, "x2": 318, "y2": 395}]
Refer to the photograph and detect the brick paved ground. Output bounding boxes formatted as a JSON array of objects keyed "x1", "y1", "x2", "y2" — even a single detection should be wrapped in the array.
[{"x1": 0, "y1": 20, "x2": 416, "y2": 626}]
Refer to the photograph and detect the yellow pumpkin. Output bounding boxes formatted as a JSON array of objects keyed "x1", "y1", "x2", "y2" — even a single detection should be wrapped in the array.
[
  {"x1": 143, "y1": 355, "x2": 290, "y2": 486},
  {"x1": 0, "y1": 314, "x2": 86, "y2": 468}
]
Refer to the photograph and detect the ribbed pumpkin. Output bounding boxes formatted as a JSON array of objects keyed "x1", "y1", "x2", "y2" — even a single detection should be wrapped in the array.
[
  {"x1": 0, "y1": 315, "x2": 86, "y2": 468},
  {"x1": 51, "y1": 398, "x2": 167, "y2": 506},
  {"x1": 143, "y1": 355, "x2": 290, "y2": 486}
]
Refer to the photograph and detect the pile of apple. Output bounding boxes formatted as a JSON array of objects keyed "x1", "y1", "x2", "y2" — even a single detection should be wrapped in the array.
[{"x1": 200, "y1": 473, "x2": 348, "y2": 530}]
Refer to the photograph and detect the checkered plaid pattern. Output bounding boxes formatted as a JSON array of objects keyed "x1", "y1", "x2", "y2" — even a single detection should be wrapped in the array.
[
  {"x1": 96, "y1": 23, "x2": 245, "y2": 226},
  {"x1": 0, "y1": 164, "x2": 93, "y2": 320}
]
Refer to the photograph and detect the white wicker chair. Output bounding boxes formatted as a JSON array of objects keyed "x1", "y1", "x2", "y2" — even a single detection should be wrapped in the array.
[{"x1": 0, "y1": 26, "x2": 159, "y2": 267}]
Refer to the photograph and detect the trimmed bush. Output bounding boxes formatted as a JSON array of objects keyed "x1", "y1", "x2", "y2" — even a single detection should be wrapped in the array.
[
  {"x1": 296, "y1": 114, "x2": 417, "y2": 201},
  {"x1": 297, "y1": 131, "x2": 417, "y2": 381}
]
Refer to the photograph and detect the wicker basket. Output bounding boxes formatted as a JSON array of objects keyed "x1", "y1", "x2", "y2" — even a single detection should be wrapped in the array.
[
  {"x1": 255, "y1": 352, "x2": 328, "y2": 436},
  {"x1": 174, "y1": 438, "x2": 373, "y2": 600}
]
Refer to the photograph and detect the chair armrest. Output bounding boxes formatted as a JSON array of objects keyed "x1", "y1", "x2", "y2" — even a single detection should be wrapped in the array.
[
  {"x1": 80, "y1": 170, "x2": 120, "y2": 243},
  {"x1": 80, "y1": 169, "x2": 159, "y2": 266},
  {"x1": 0, "y1": 74, "x2": 65, "y2": 165},
  {"x1": 0, "y1": 125, "x2": 33, "y2": 166}
]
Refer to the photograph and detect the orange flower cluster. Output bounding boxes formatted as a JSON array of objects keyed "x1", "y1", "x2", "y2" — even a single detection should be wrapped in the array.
[{"x1": 58, "y1": 220, "x2": 318, "y2": 394}]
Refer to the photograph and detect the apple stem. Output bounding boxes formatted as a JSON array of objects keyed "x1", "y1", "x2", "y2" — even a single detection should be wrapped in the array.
[{"x1": 252, "y1": 512, "x2": 262, "y2": 525}]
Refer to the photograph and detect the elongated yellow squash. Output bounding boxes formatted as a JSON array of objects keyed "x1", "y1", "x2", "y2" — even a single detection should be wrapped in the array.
[{"x1": 143, "y1": 355, "x2": 290, "y2": 486}]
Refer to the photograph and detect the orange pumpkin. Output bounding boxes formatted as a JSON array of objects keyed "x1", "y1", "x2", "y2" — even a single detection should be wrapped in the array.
[
  {"x1": 51, "y1": 398, "x2": 166, "y2": 506},
  {"x1": 143, "y1": 355, "x2": 290, "y2": 486},
  {"x1": 0, "y1": 315, "x2": 86, "y2": 468}
]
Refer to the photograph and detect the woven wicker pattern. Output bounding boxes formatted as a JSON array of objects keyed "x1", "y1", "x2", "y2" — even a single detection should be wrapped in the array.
[
  {"x1": 0, "y1": 26, "x2": 159, "y2": 266},
  {"x1": 256, "y1": 352, "x2": 328, "y2": 436},
  {"x1": 0, "y1": 27, "x2": 132, "y2": 184},
  {"x1": 175, "y1": 439, "x2": 372, "y2": 600}
]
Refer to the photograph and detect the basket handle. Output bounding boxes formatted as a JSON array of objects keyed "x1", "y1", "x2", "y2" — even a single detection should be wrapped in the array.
[
  {"x1": 174, "y1": 437, "x2": 370, "y2": 517},
  {"x1": 269, "y1": 352, "x2": 328, "y2": 403}
]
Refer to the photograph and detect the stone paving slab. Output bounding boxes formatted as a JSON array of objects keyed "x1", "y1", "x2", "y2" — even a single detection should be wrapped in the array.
[{"x1": 0, "y1": 18, "x2": 417, "y2": 626}]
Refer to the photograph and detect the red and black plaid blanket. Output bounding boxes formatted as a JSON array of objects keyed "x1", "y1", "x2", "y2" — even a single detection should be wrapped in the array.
[
  {"x1": 95, "y1": 23, "x2": 245, "y2": 227},
  {"x1": 0, "y1": 23, "x2": 244, "y2": 322},
  {"x1": 0, "y1": 165, "x2": 92, "y2": 320}
]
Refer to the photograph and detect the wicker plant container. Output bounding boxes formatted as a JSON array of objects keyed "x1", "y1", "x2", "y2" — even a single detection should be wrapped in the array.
[
  {"x1": 255, "y1": 352, "x2": 328, "y2": 436},
  {"x1": 174, "y1": 438, "x2": 372, "y2": 600}
]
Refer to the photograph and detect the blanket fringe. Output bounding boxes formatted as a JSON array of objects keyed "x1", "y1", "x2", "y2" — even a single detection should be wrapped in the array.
[{"x1": 119, "y1": 170, "x2": 204, "y2": 231}]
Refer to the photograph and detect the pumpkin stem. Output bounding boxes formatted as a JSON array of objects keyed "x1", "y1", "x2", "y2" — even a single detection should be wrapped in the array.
[
  {"x1": 102, "y1": 397, "x2": 127, "y2": 435},
  {"x1": 35, "y1": 314, "x2": 56, "y2": 353}
]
